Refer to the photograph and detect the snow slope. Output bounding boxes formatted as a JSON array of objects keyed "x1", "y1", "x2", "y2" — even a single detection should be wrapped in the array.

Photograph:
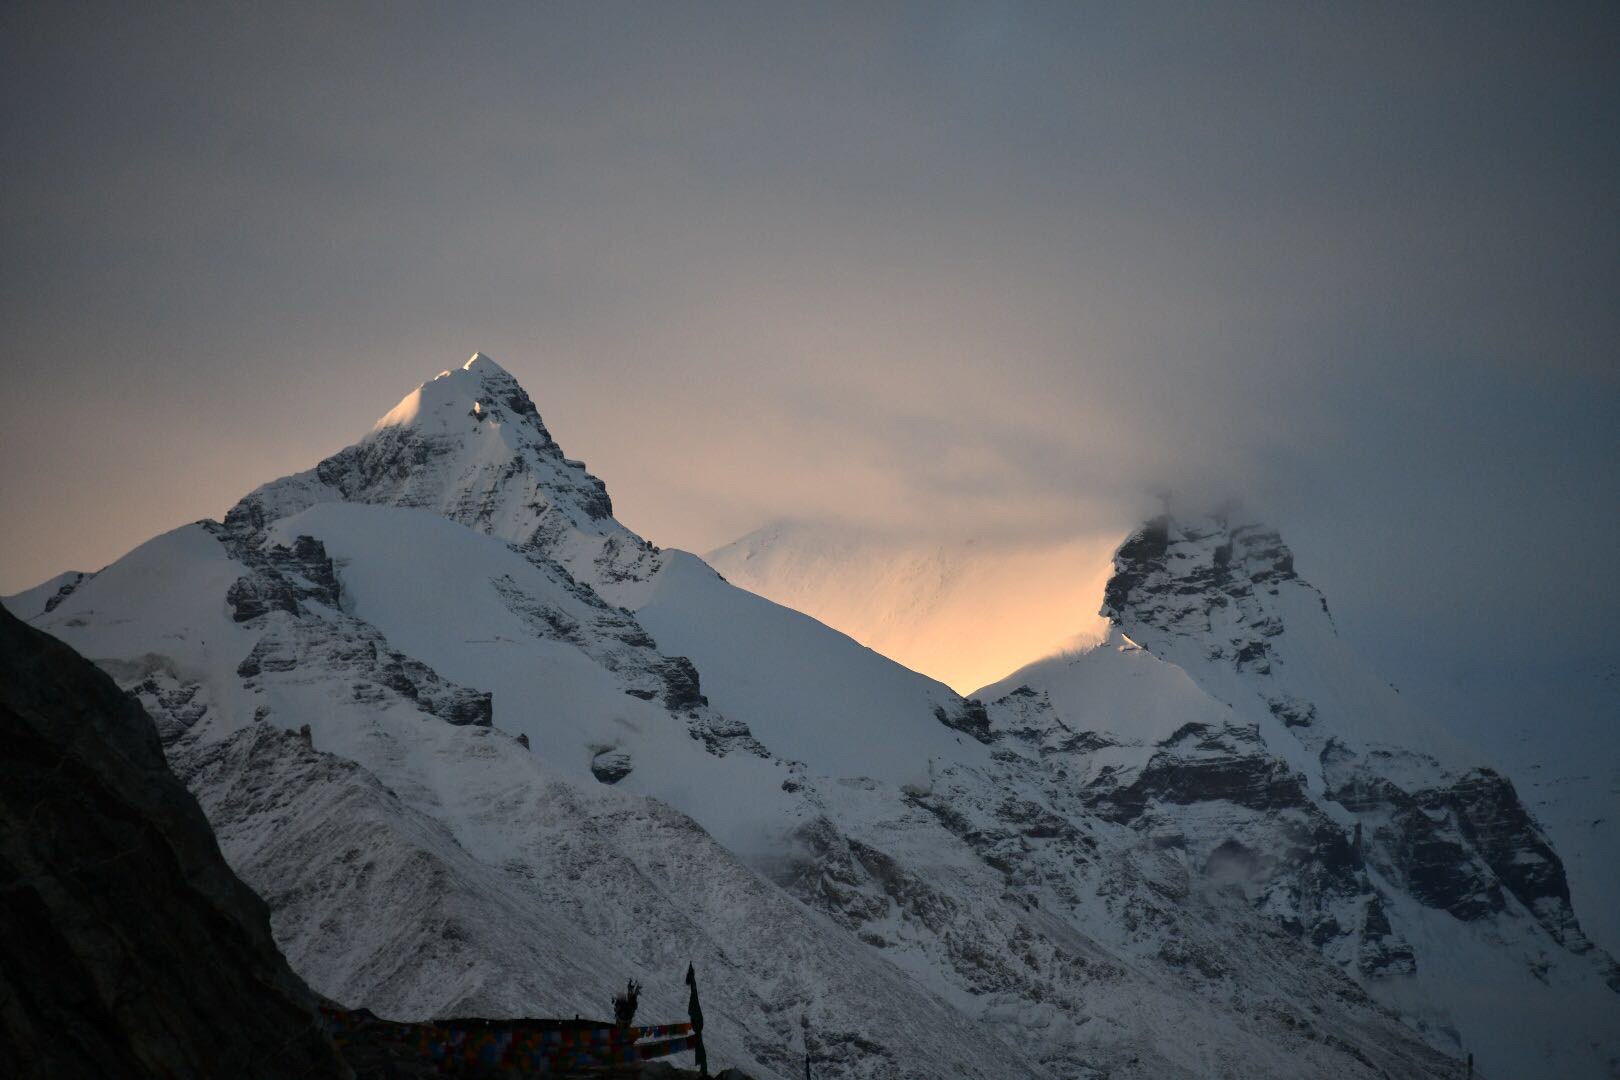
[{"x1": 630, "y1": 550, "x2": 979, "y2": 786}]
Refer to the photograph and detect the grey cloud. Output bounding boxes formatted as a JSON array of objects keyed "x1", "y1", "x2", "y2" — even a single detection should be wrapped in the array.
[{"x1": 2, "y1": 1, "x2": 1616, "y2": 741}]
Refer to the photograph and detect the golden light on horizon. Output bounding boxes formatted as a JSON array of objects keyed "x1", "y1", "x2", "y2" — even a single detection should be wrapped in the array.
[{"x1": 707, "y1": 526, "x2": 1122, "y2": 694}]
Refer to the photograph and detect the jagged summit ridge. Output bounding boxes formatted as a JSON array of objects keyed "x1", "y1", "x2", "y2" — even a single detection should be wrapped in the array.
[
  {"x1": 376, "y1": 352, "x2": 546, "y2": 437},
  {"x1": 1101, "y1": 511, "x2": 1323, "y2": 642},
  {"x1": 229, "y1": 352, "x2": 647, "y2": 581},
  {"x1": 1097, "y1": 509, "x2": 1471, "y2": 769}
]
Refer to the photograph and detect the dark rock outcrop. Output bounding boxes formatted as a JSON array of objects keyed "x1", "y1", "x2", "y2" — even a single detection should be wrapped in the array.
[
  {"x1": 226, "y1": 534, "x2": 342, "y2": 622},
  {"x1": 1101, "y1": 514, "x2": 1325, "y2": 658},
  {"x1": 1095, "y1": 745, "x2": 1311, "y2": 824},
  {"x1": 591, "y1": 749, "x2": 634, "y2": 784},
  {"x1": 41, "y1": 571, "x2": 92, "y2": 614},
  {"x1": 933, "y1": 699, "x2": 993, "y2": 744},
  {"x1": 1385, "y1": 803, "x2": 1505, "y2": 921},
  {"x1": 1441, "y1": 769, "x2": 1582, "y2": 942},
  {"x1": 1357, "y1": 895, "x2": 1416, "y2": 976},
  {"x1": 0, "y1": 606, "x2": 344, "y2": 1079},
  {"x1": 437, "y1": 688, "x2": 495, "y2": 727},
  {"x1": 657, "y1": 657, "x2": 708, "y2": 711}
]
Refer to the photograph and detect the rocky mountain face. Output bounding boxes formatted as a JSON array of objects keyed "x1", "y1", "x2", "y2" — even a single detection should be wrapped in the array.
[
  {"x1": 225, "y1": 353, "x2": 656, "y2": 587},
  {"x1": 1104, "y1": 515, "x2": 1611, "y2": 967},
  {"x1": 979, "y1": 512, "x2": 1620, "y2": 1077},
  {"x1": 5, "y1": 354, "x2": 1568, "y2": 1077},
  {"x1": 0, "y1": 605, "x2": 345, "y2": 1079}
]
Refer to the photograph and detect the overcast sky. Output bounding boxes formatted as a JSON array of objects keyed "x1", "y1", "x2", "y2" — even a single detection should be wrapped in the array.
[{"x1": 3, "y1": 2, "x2": 1616, "y2": 735}]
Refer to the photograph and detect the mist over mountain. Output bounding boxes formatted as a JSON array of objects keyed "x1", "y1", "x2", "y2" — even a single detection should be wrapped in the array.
[{"x1": 706, "y1": 521, "x2": 1118, "y2": 694}]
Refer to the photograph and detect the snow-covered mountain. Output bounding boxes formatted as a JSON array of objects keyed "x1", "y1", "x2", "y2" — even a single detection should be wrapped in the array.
[
  {"x1": 8, "y1": 353, "x2": 1606, "y2": 1077},
  {"x1": 977, "y1": 512, "x2": 1620, "y2": 1077},
  {"x1": 710, "y1": 507, "x2": 1620, "y2": 1071}
]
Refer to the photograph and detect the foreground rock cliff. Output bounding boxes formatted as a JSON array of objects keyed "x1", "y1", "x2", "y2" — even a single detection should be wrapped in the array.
[{"x1": 0, "y1": 604, "x2": 344, "y2": 1079}]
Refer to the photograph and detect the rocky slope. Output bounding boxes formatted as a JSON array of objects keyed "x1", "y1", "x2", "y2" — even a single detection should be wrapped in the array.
[
  {"x1": 7, "y1": 354, "x2": 1474, "y2": 1078},
  {"x1": 0, "y1": 605, "x2": 344, "y2": 1079}
]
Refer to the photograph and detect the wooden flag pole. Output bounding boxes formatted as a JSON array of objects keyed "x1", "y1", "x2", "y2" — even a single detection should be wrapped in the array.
[{"x1": 686, "y1": 962, "x2": 709, "y2": 1077}]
